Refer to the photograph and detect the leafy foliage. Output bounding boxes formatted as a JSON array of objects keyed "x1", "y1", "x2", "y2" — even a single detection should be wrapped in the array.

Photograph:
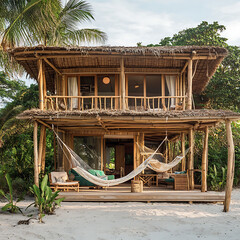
[
  {"x1": 147, "y1": 21, "x2": 240, "y2": 188},
  {"x1": 0, "y1": 173, "x2": 23, "y2": 213},
  {"x1": 0, "y1": 0, "x2": 106, "y2": 74},
  {"x1": 29, "y1": 174, "x2": 64, "y2": 223}
]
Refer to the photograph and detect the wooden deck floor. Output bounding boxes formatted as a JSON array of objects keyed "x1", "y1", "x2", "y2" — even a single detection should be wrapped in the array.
[{"x1": 59, "y1": 184, "x2": 225, "y2": 203}]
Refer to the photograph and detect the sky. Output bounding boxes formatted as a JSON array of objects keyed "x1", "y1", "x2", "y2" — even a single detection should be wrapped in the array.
[
  {"x1": 25, "y1": 0, "x2": 240, "y2": 86},
  {"x1": 79, "y1": 0, "x2": 240, "y2": 47}
]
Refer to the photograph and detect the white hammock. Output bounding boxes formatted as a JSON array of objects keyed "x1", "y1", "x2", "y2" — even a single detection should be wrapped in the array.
[{"x1": 54, "y1": 129, "x2": 188, "y2": 187}]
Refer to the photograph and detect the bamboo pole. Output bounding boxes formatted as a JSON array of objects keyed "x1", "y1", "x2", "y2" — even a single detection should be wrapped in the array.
[
  {"x1": 161, "y1": 75, "x2": 166, "y2": 110},
  {"x1": 120, "y1": 58, "x2": 126, "y2": 110},
  {"x1": 101, "y1": 136, "x2": 104, "y2": 171},
  {"x1": 181, "y1": 133, "x2": 186, "y2": 171},
  {"x1": 144, "y1": 76, "x2": 146, "y2": 109},
  {"x1": 41, "y1": 129, "x2": 47, "y2": 173},
  {"x1": 33, "y1": 121, "x2": 39, "y2": 187},
  {"x1": 38, "y1": 125, "x2": 46, "y2": 174},
  {"x1": 187, "y1": 59, "x2": 193, "y2": 110},
  {"x1": 37, "y1": 59, "x2": 44, "y2": 110},
  {"x1": 201, "y1": 126, "x2": 208, "y2": 192},
  {"x1": 94, "y1": 75, "x2": 98, "y2": 109},
  {"x1": 183, "y1": 72, "x2": 186, "y2": 110},
  {"x1": 224, "y1": 120, "x2": 235, "y2": 212},
  {"x1": 188, "y1": 128, "x2": 194, "y2": 190}
]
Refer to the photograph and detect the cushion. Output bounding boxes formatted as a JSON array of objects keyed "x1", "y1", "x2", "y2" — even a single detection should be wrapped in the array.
[{"x1": 51, "y1": 172, "x2": 68, "y2": 184}]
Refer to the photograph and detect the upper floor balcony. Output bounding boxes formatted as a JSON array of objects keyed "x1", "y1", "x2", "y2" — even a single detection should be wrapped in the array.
[
  {"x1": 9, "y1": 45, "x2": 228, "y2": 113},
  {"x1": 45, "y1": 74, "x2": 186, "y2": 111}
]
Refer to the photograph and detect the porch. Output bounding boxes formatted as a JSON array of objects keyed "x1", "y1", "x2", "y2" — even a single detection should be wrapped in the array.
[{"x1": 58, "y1": 184, "x2": 225, "y2": 202}]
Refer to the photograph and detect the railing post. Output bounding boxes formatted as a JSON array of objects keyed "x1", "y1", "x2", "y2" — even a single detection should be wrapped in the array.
[
  {"x1": 120, "y1": 58, "x2": 126, "y2": 110},
  {"x1": 187, "y1": 59, "x2": 193, "y2": 110}
]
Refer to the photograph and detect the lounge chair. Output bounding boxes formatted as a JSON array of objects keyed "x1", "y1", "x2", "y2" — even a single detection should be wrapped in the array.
[{"x1": 49, "y1": 171, "x2": 79, "y2": 192}]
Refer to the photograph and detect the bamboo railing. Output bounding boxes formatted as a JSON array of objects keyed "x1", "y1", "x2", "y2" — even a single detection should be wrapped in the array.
[
  {"x1": 45, "y1": 95, "x2": 186, "y2": 111},
  {"x1": 45, "y1": 96, "x2": 120, "y2": 111},
  {"x1": 125, "y1": 96, "x2": 186, "y2": 111}
]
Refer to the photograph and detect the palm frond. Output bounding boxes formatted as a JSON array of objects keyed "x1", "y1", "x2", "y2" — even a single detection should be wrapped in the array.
[{"x1": 66, "y1": 28, "x2": 107, "y2": 45}]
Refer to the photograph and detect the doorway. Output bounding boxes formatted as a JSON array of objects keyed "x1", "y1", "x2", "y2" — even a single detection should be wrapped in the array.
[{"x1": 104, "y1": 138, "x2": 133, "y2": 178}]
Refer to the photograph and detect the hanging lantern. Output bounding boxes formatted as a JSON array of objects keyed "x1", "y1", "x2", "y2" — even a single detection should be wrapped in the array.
[{"x1": 103, "y1": 76, "x2": 110, "y2": 84}]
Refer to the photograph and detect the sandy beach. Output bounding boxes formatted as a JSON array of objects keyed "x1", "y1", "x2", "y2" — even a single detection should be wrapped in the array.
[{"x1": 0, "y1": 189, "x2": 239, "y2": 240}]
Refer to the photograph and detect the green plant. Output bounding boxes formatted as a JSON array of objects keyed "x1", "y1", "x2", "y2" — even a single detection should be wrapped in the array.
[
  {"x1": 0, "y1": 173, "x2": 23, "y2": 213},
  {"x1": 208, "y1": 164, "x2": 226, "y2": 191},
  {"x1": 29, "y1": 174, "x2": 64, "y2": 223}
]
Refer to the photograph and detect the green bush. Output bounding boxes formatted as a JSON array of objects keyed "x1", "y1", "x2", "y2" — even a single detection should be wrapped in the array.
[{"x1": 29, "y1": 174, "x2": 64, "y2": 223}]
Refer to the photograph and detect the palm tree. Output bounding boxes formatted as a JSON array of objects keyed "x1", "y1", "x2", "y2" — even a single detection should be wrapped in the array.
[
  {"x1": 0, "y1": 0, "x2": 106, "y2": 71},
  {"x1": 0, "y1": 0, "x2": 106, "y2": 48},
  {"x1": 36, "y1": 0, "x2": 107, "y2": 46}
]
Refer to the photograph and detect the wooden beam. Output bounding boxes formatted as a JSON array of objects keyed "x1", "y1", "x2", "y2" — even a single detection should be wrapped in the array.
[
  {"x1": 224, "y1": 120, "x2": 235, "y2": 212},
  {"x1": 188, "y1": 128, "x2": 194, "y2": 190},
  {"x1": 120, "y1": 58, "x2": 126, "y2": 110},
  {"x1": 43, "y1": 57, "x2": 62, "y2": 75},
  {"x1": 33, "y1": 121, "x2": 39, "y2": 187},
  {"x1": 187, "y1": 59, "x2": 193, "y2": 110},
  {"x1": 181, "y1": 133, "x2": 186, "y2": 171},
  {"x1": 181, "y1": 61, "x2": 189, "y2": 74},
  {"x1": 201, "y1": 126, "x2": 208, "y2": 192}
]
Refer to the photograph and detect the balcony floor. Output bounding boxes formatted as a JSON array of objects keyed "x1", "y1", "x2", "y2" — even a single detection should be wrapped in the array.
[{"x1": 58, "y1": 184, "x2": 225, "y2": 203}]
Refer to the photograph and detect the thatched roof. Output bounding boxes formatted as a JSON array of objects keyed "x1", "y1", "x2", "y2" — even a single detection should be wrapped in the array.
[
  {"x1": 18, "y1": 109, "x2": 240, "y2": 121},
  {"x1": 18, "y1": 109, "x2": 239, "y2": 135},
  {"x1": 9, "y1": 45, "x2": 228, "y2": 94}
]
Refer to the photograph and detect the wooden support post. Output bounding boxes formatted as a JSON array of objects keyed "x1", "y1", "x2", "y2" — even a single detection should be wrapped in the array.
[
  {"x1": 101, "y1": 136, "x2": 104, "y2": 171},
  {"x1": 161, "y1": 74, "x2": 166, "y2": 110},
  {"x1": 139, "y1": 133, "x2": 144, "y2": 164},
  {"x1": 120, "y1": 58, "x2": 126, "y2": 110},
  {"x1": 187, "y1": 59, "x2": 193, "y2": 110},
  {"x1": 37, "y1": 59, "x2": 44, "y2": 110},
  {"x1": 183, "y1": 72, "x2": 186, "y2": 110},
  {"x1": 144, "y1": 76, "x2": 146, "y2": 109},
  {"x1": 41, "y1": 129, "x2": 46, "y2": 173},
  {"x1": 42, "y1": 62, "x2": 47, "y2": 109},
  {"x1": 38, "y1": 125, "x2": 46, "y2": 174},
  {"x1": 201, "y1": 126, "x2": 208, "y2": 192},
  {"x1": 33, "y1": 121, "x2": 39, "y2": 187},
  {"x1": 94, "y1": 75, "x2": 98, "y2": 109},
  {"x1": 188, "y1": 128, "x2": 194, "y2": 190},
  {"x1": 181, "y1": 133, "x2": 186, "y2": 171},
  {"x1": 224, "y1": 120, "x2": 235, "y2": 212},
  {"x1": 133, "y1": 135, "x2": 137, "y2": 171},
  {"x1": 115, "y1": 74, "x2": 119, "y2": 109}
]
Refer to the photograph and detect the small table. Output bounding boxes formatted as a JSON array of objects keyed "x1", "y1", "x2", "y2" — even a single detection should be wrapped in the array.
[{"x1": 139, "y1": 174, "x2": 158, "y2": 187}]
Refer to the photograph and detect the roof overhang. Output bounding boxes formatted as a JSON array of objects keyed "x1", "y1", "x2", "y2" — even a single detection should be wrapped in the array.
[{"x1": 9, "y1": 45, "x2": 228, "y2": 94}]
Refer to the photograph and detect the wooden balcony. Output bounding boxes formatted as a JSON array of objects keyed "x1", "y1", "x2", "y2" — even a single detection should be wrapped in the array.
[
  {"x1": 45, "y1": 95, "x2": 186, "y2": 111},
  {"x1": 126, "y1": 96, "x2": 186, "y2": 111},
  {"x1": 45, "y1": 96, "x2": 120, "y2": 111}
]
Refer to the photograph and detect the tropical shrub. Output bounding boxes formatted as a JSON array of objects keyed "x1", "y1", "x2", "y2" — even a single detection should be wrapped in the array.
[
  {"x1": 0, "y1": 173, "x2": 23, "y2": 213},
  {"x1": 29, "y1": 174, "x2": 64, "y2": 223}
]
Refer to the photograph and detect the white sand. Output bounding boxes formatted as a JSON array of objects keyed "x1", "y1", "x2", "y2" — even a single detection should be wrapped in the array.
[{"x1": 0, "y1": 189, "x2": 240, "y2": 240}]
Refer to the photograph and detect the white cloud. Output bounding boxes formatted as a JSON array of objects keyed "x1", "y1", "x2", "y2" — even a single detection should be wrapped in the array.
[{"x1": 80, "y1": 0, "x2": 240, "y2": 46}]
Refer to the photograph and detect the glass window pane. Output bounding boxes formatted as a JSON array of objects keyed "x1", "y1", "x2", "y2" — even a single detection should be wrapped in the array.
[{"x1": 74, "y1": 136, "x2": 101, "y2": 170}]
